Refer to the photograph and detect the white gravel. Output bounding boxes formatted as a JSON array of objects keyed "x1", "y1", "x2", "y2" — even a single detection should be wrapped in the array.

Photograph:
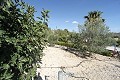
[{"x1": 37, "y1": 45, "x2": 120, "y2": 80}]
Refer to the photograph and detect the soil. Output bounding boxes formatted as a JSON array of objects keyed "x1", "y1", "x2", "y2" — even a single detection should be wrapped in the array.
[{"x1": 37, "y1": 45, "x2": 120, "y2": 80}]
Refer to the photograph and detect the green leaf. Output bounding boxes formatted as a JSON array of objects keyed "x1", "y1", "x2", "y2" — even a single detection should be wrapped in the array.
[
  {"x1": 3, "y1": 64, "x2": 9, "y2": 69},
  {"x1": 0, "y1": 0, "x2": 48, "y2": 79}
]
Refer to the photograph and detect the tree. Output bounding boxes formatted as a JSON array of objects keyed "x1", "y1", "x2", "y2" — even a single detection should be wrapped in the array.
[
  {"x1": 54, "y1": 29, "x2": 70, "y2": 43},
  {"x1": 41, "y1": 8, "x2": 50, "y2": 26},
  {"x1": 45, "y1": 28, "x2": 58, "y2": 46},
  {"x1": 0, "y1": 0, "x2": 49, "y2": 79},
  {"x1": 76, "y1": 11, "x2": 115, "y2": 55}
]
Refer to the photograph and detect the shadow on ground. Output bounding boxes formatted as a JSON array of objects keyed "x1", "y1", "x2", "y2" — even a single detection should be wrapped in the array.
[
  {"x1": 54, "y1": 45, "x2": 90, "y2": 58},
  {"x1": 34, "y1": 73, "x2": 43, "y2": 80}
]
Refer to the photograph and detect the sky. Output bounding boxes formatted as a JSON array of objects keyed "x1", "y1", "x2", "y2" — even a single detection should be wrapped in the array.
[{"x1": 24, "y1": 0, "x2": 120, "y2": 32}]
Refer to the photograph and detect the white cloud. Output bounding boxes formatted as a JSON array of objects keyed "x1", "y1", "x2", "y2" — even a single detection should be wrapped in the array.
[
  {"x1": 72, "y1": 21, "x2": 79, "y2": 24},
  {"x1": 65, "y1": 21, "x2": 69, "y2": 23}
]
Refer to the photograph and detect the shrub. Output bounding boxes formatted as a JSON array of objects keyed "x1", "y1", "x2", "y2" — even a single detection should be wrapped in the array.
[
  {"x1": 117, "y1": 39, "x2": 120, "y2": 46},
  {"x1": 55, "y1": 42, "x2": 74, "y2": 48},
  {"x1": 0, "y1": 0, "x2": 49, "y2": 79},
  {"x1": 100, "y1": 50, "x2": 112, "y2": 56}
]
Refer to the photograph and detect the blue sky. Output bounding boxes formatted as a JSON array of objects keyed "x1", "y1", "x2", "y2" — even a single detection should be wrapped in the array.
[{"x1": 24, "y1": 0, "x2": 120, "y2": 32}]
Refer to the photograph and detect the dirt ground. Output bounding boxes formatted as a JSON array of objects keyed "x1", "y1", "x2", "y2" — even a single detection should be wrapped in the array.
[{"x1": 37, "y1": 45, "x2": 120, "y2": 80}]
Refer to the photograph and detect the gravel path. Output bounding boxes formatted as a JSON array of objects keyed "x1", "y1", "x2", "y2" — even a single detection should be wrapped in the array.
[{"x1": 37, "y1": 46, "x2": 120, "y2": 80}]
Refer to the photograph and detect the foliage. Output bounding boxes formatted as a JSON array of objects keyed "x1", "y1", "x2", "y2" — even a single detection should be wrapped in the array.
[
  {"x1": 0, "y1": 0, "x2": 49, "y2": 79},
  {"x1": 56, "y1": 41, "x2": 73, "y2": 48},
  {"x1": 45, "y1": 28, "x2": 58, "y2": 46},
  {"x1": 113, "y1": 32, "x2": 120, "y2": 38},
  {"x1": 38, "y1": 8, "x2": 50, "y2": 27},
  {"x1": 73, "y1": 11, "x2": 115, "y2": 56},
  {"x1": 116, "y1": 39, "x2": 120, "y2": 47},
  {"x1": 100, "y1": 50, "x2": 112, "y2": 56},
  {"x1": 54, "y1": 29, "x2": 70, "y2": 43},
  {"x1": 69, "y1": 32, "x2": 82, "y2": 49},
  {"x1": 45, "y1": 28, "x2": 76, "y2": 48},
  {"x1": 45, "y1": 28, "x2": 72, "y2": 47}
]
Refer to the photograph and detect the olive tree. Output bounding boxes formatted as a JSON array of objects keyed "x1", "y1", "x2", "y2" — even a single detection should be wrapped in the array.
[{"x1": 74, "y1": 11, "x2": 115, "y2": 56}]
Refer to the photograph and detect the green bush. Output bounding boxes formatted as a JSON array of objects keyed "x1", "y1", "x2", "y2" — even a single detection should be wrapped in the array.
[
  {"x1": 117, "y1": 39, "x2": 120, "y2": 46},
  {"x1": 46, "y1": 29, "x2": 58, "y2": 46},
  {"x1": 100, "y1": 50, "x2": 112, "y2": 56},
  {"x1": 0, "y1": 0, "x2": 49, "y2": 79},
  {"x1": 55, "y1": 42, "x2": 73, "y2": 48}
]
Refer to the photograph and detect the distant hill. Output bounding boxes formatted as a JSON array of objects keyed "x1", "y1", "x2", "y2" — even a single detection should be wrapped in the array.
[{"x1": 113, "y1": 32, "x2": 120, "y2": 38}]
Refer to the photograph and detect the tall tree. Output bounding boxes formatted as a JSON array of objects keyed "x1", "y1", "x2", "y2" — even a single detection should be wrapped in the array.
[{"x1": 78, "y1": 11, "x2": 115, "y2": 55}]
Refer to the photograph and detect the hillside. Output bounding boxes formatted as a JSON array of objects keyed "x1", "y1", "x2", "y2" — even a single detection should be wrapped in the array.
[
  {"x1": 37, "y1": 45, "x2": 120, "y2": 80},
  {"x1": 113, "y1": 32, "x2": 120, "y2": 38}
]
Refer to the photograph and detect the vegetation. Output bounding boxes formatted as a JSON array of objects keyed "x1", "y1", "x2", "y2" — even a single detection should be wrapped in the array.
[
  {"x1": 49, "y1": 11, "x2": 115, "y2": 57},
  {"x1": 100, "y1": 50, "x2": 112, "y2": 56},
  {"x1": 0, "y1": 0, "x2": 49, "y2": 79},
  {"x1": 77, "y1": 11, "x2": 115, "y2": 55},
  {"x1": 117, "y1": 39, "x2": 120, "y2": 47},
  {"x1": 46, "y1": 28, "x2": 72, "y2": 47},
  {"x1": 45, "y1": 28, "x2": 58, "y2": 46},
  {"x1": 0, "y1": 0, "x2": 119, "y2": 79},
  {"x1": 113, "y1": 32, "x2": 120, "y2": 38}
]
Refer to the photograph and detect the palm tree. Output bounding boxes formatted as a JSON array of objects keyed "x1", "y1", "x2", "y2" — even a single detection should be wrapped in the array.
[{"x1": 84, "y1": 11, "x2": 105, "y2": 24}]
